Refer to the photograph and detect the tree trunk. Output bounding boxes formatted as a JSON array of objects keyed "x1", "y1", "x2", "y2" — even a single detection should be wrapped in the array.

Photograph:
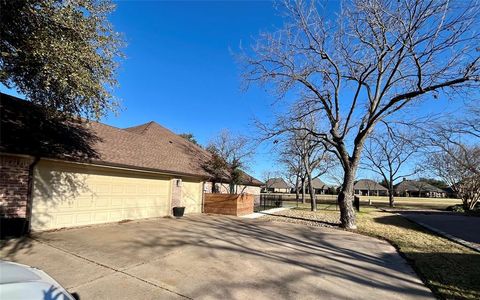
[
  {"x1": 295, "y1": 175, "x2": 300, "y2": 201},
  {"x1": 387, "y1": 176, "x2": 395, "y2": 207},
  {"x1": 307, "y1": 172, "x2": 317, "y2": 211},
  {"x1": 337, "y1": 168, "x2": 357, "y2": 229},
  {"x1": 388, "y1": 191, "x2": 395, "y2": 207},
  {"x1": 388, "y1": 181, "x2": 395, "y2": 208},
  {"x1": 301, "y1": 177, "x2": 306, "y2": 204}
]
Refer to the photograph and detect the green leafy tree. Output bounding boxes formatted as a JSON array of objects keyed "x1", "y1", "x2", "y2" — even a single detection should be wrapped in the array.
[
  {"x1": 0, "y1": 0, "x2": 124, "y2": 119},
  {"x1": 417, "y1": 178, "x2": 449, "y2": 190},
  {"x1": 179, "y1": 133, "x2": 200, "y2": 146}
]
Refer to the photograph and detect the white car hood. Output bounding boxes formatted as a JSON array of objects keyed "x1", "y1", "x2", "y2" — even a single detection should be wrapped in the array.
[{"x1": 0, "y1": 261, "x2": 75, "y2": 300}]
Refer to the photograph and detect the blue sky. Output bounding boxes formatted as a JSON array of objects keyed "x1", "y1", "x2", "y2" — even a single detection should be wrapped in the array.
[
  {"x1": 106, "y1": 1, "x2": 282, "y2": 179},
  {"x1": 1, "y1": 0, "x2": 473, "y2": 183}
]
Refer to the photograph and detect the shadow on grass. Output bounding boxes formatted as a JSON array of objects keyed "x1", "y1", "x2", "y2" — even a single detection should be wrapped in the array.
[{"x1": 361, "y1": 214, "x2": 480, "y2": 300}]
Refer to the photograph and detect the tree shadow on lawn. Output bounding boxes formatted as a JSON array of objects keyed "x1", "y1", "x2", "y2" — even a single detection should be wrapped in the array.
[
  {"x1": 364, "y1": 214, "x2": 480, "y2": 299},
  {"x1": 120, "y1": 216, "x2": 433, "y2": 299}
]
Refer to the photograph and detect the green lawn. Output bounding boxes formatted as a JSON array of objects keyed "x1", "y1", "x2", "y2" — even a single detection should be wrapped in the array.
[{"x1": 262, "y1": 206, "x2": 480, "y2": 300}]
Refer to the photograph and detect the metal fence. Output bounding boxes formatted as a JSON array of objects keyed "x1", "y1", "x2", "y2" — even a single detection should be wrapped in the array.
[{"x1": 255, "y1": 194, "x2": 284, "y2": 212}]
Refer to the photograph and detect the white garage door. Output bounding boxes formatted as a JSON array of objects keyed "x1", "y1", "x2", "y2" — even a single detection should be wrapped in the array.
[
  {"x1": 182, "y1": 180, "x2": 202, "y2": 214},
  {"x1": 31, "y1": 160, "x2": 172, "y2": 231}
]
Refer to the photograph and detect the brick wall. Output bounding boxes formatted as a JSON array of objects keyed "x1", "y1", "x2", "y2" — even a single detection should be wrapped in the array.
[
  {"x1": 204, "y1": 193, "x2": 254, "y2": 216},
  {"x1": 0, "y1": 155, "x2": 34, "y2": 218}
]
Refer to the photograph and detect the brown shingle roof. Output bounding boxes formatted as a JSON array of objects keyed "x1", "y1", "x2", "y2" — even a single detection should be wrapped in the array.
[
  {"x1": 394, "y1": 180, "x2": 445, "y2": 193},
  {"x1": 354, "y1": 179, "x2": 388, "y2": 191},
  {"x1": 0, "y1": 93, "x2": 262, "y2": 185},
  {"x1": 265, "y1": 178, "x2": 290, "y2": 189},
  {"x1": 310, "y1": 178, "x2": 329, "y2": 189}
]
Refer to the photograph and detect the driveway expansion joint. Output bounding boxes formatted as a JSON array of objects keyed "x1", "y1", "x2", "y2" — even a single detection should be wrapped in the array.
[{"x1": 31, "y1": 237, "x2": 193, "y2": 299}]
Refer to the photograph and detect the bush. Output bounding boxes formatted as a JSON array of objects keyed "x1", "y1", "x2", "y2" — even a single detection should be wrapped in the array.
[{"x1": 446, "y1": 204, "x2": 465, "y2": 212}]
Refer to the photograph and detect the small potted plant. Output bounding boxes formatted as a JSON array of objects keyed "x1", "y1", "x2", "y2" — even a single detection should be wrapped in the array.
[{"x1": 172, "y1": 206, "x2": 185, "y2": 218}]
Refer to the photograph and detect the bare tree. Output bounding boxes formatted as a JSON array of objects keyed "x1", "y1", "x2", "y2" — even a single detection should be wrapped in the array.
[
  {"x1": 362, "y1": 126, "x2": 419, "y2": 207},
  {"x1": 205, "y1": 130, "x2": 253, "y2": 194},
  {"x1": 428, "y1": 145, "x2": 480, "y2": 210},
  {"x1": 278, "y1": 116, "x2": 335, "y2": 211},
  {"x1": 278, "y1": 149, "x2": 305, "y2": 201},
  {"x1": 422, "y1": 105, "x2": 480, "y2": 210},
  {"x1": 242, "y1": 0, "x2": 480, "y2": 228}
]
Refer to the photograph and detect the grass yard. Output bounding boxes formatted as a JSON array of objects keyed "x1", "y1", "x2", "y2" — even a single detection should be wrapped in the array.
[
  {"x1": 261, "y1": 205, "x2": 480, "y2": 300},
  {"x1": 356, "y1": 196, "x2": 462, "y2": 210},
  {"x1": 275, "y1": 194, "x2": 462, "y2": 210}
]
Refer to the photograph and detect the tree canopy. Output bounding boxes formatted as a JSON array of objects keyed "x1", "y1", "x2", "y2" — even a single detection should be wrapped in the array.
[
  {"x1": 243, "y1": 0, "x2": 480, "y2": 228},
  {"x1": 179, "y1": 133, "x2": 200, "y2": 146},
  {"x1": 0, "y1": 0, "x2": 124, "y2": 119}
]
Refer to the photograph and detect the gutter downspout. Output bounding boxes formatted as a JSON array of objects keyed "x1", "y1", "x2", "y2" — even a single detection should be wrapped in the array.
[
  {"x1": 25, "y1": 156, "x2": 40, "y2": 234},
  {"x1": 201, "y1": 182, "x2": 206, "y2": 213}
]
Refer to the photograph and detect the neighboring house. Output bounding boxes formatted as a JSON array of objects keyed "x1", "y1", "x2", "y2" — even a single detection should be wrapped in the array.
[
  {"x1": 0, "y1": 93, "x2": 262, "y2": 232},
  {"x1": 394, "y1": 179, "x2": 446, "y2": 198},
  {"x1": 354, "y1": 179, "x2": 388, "y2": 196},
  {"x1": 262, "y1": 178, "x2": 291, "y2": 193},
  {"x1": 443, "y1": 186, "x2": 458, "y2": 198},
  {"x1": 309, "y1": 178, "x2": 330, "y2": 194}
]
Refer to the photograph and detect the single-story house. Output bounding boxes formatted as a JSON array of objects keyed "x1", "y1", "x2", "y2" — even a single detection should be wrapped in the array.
[
  {"x1": 394, "y1": 180, "x2": 446, "y2": 198},
  {"x1": 309, "y1": 178, "x2": 330, "y2": 194},
  {"x1": 354, "y1": 179, "x2": 388, "y2": 196},
  {"x1": 262, "y1": 178, "x2": 291, "y2": 193},
  {"x1": 443, "y1": 186, "x2": 458, "y2": 198},
  {"x1": 0, "y1": 93, "x2": 262, "y2": 233}
]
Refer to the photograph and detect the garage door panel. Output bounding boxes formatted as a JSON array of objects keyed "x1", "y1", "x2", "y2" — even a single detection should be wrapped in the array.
[
  {"x1": 95, "y1": 197, "x2": 110, "y2": 208},
  {"x1": 109, "y1": 211, "x2": 123, "y2": 221},
  {"x1": 32, "y1": 161, "x2": 172, "y2": 231},
  {"x1": 76, "y1": 213, "x2": 92, "y2": 224}
]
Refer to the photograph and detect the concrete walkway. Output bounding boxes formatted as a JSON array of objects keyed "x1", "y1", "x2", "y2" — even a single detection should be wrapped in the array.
[
  {"x1": 401, "y1": 212, "x2": 480, "y2": 251},
  {"x1": 241, "y1": 207, "x2": 291, "y2": 219},
  {"x1": 1, "y1": 215, "x2": 433, "y2": 299}
]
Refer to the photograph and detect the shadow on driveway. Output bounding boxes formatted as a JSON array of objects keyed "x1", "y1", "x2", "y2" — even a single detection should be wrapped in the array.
[{"x1": 1, "y1": 215, "x2": 434, "y2": 299}]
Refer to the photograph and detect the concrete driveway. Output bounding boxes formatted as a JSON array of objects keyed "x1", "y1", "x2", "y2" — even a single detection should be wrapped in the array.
[{"x1": 1, "y1": 215, "x2": 433, "y2": 299}]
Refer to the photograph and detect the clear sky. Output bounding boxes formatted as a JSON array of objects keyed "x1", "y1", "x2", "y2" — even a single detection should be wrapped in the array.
[
  {"x1": 1, "y1": 0, "x2": 472, "y2": 183},
  {"x1": 106, "y1": 0, "x2": 283, "y2": 179}
]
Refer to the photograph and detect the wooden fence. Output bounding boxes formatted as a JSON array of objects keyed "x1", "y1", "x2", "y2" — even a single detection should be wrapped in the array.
[{"x1": 204, "y1": 193, "x2": 254, "y2": 216}]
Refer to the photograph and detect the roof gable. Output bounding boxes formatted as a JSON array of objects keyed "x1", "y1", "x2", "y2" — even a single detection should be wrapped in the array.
[
  {"x1": 0, "y1": 93, "x2": 262, "y2": 184},
  {"x1": 395, "y1": 180, "x2": 445, "y2": 193},
  {"x1": 265, "y1": 178, "x2": 290, "y2": 189},
  {"x1": 354, "y1": 179, "x2": 388, "y2": 191},
  {"x1": 310, "y1": 178, "x2": 329, "y2": 189}
]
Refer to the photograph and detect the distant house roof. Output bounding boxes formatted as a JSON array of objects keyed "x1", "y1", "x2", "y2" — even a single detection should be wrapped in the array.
[
  {"x1": 310, "y1": 178, "x2": 329, "y2": 189},
  {"x1": 0, "y1": 93, "x2": 263, "y2": 186},
  {"x1": 354, "y1": 179, "x2": 388, "y2": 191},
  {"x1": 265, "y1": 178, "x2": 290, "y2": 189},
  {"x1": 395, "y1": 180, "x2": 445, "y2": 193}
]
